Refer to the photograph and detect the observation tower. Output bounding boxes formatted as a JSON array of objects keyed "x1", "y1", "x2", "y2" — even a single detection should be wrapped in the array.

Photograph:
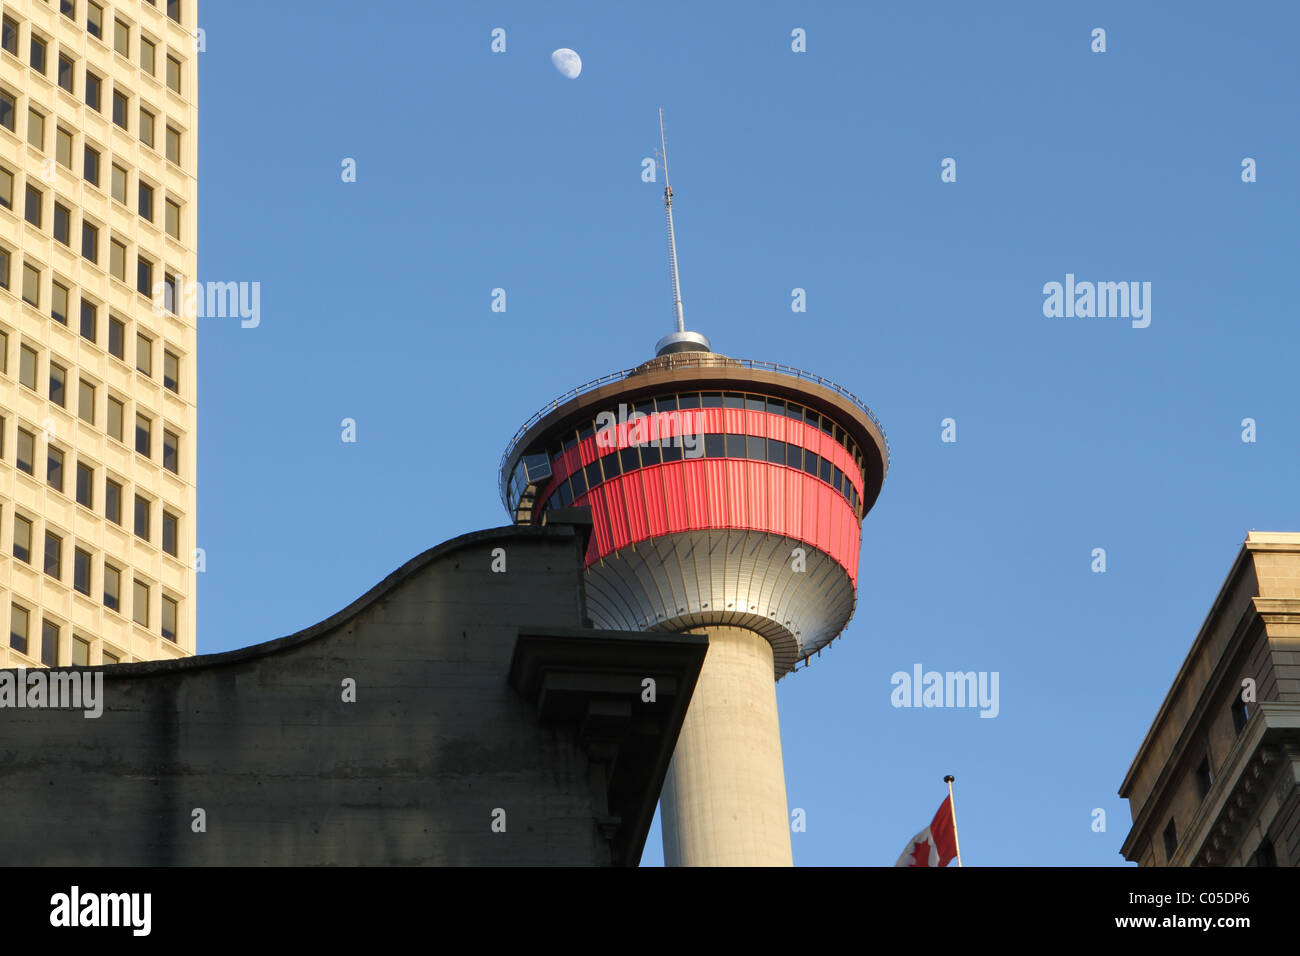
[{"x1": 499, "y1": 113, "x2": 889, "y2": 865}]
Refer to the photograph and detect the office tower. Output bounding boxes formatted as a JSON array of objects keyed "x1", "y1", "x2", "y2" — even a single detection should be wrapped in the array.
[
  {"x1": 0, "y1": 0, "x2": 197, "y2": 667},
  {"x1": 499, "y1": 114, "x2": 890, "y2": 865}
]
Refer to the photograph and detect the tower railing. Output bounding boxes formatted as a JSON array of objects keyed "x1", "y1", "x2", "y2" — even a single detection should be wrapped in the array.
[{"x1": 498, "y1": 355, "x2": 891, "y2": 510}]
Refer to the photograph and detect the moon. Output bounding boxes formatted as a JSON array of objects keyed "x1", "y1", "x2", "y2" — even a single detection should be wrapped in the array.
[{"x1": 551, "y1": 48, "x2": 582, "y2": 79}]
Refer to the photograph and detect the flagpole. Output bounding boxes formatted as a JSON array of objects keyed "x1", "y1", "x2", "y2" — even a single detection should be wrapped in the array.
[{"x1": 945, "y1": 774, "x2": 963, "y2": 867}]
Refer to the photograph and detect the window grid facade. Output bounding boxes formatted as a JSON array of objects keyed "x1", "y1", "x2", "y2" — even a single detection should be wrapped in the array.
[{"x1": 0, "y1": 0, "x2": 196, "y2": 668}]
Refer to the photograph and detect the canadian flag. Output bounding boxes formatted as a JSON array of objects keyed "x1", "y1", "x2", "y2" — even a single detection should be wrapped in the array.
[{"x1": 895, "y1": 795, "x2": 959, "y2": 867}]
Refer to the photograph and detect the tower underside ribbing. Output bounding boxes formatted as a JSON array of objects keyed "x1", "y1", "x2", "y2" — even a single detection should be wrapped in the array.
[{"x1": 584, "y1": 529, "x2": 856, "y2": 678}]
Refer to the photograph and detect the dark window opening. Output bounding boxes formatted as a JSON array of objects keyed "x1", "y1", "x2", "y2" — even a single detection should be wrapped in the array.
[
  {"x1": 1232, "y1": 696, "x2": 1250, "y2": 734},
  {"x1": 619, "y1": 446, "x2": 640, "y2": 474},
  {"x1": 1195, "y1": 757, "x2": 1213, "y2": 799}
]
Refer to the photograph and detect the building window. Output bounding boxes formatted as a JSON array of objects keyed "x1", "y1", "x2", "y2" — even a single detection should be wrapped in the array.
[
  {"x1": 162, "y1": 510, "x2": 178, "y2": 557},
  {"x1": 166, "y1": 55, "x2": 181, "y2": 94},
  {"x1": 0, "y1": 166, "x2": 12, "y2": 207},
  {"x1": 109, "y1": 238, "x2": 126, "y2": 281},
  {"x1": 165, "y1": 125, "x2": 181, "y2": 165},
  {"x1": 80, "y1": 299, "x2": 97, "y2": 342},
  {"x1": 133, "y1": 579, "x2": 149, "y2": 627},
  {"x1": 13, "y1": 514, "x2": 32, "y2": 562},
  {"x1": 75, "y1": 461, "x2": 93, "y2": 507},
  {"x1": 44, "y1": 530, "x2": 62, "y2": 579},
  {"x1": 56, "y1": 127, "x2": 73, "y2": 167},
  {"x1": 1163, "y1": 819, "x2": 1177, "y2": 861},
  {"x1": 103, "y1": 649, "x2": 119, "y2": 665},
  {"x1": 19, "y1": 343, "x2": 37, "y2": 390},
  {"x1": 141, "y1": 37, "x2": 155, "y2": 75},
  {"x1": 139, "y1": 181, "x2": 154, "y2": 221},
  {"x1": 74, "y1": 549, "x2": 92, "y2": 596},
  {"x1": 78, "y1": 379, "x2": 95, "y2": 423},
  {"x1": 30, "y1": 35, "x2": 47, "y2": 74},
  {"x1": 41, "y1": 620, "x2": 59, "y2": 666},
  {"x1": 71, "y1": 635, "x2": 90, "y2": 666},
  {"x1": 103, "y1": 563, "x2": 120, "y2": 612},
  {"x1": 136, "y1": 333, "x2": 152, "y2": 375},
  {"x1": 48, "y1": 445, "x2": 65, "y2": 492},
  {"x1": 52, "y1": 281, "x2": 70, "y2": 323},
  {"x1": 61, "y1": 2, "x2": 77, "y2": 21},
  {"x1": 53, "y1": 204, "x2": 71, "y2": 246},
  {"x1": 1232, "y1": 695, "x2": 1250, "y2": 734},
  {"x1": 49, "y1": 362, "x2": 66, "y2": 407},
  {"x1": 139, "y1": 107, "x2": 154, "y2": 148},
  {"x1": 1195, "y1": 757, "x2": 1213, "y2": 799},
  {"x1": 137, "y1": 256, "x2": 153, "y2": 296},
  {"x1": 168, "y1": 1, "x2": 183, "y2": 25},
  {"x1": 134, "y1": 494, "x2": 150, "y2": 540},
  {"x1": 87, "y1": 2, "x2": 104, "y2": 39},
  {"x1": 58, "y1": 55, "x2": 74, "y2": 94},
  {"x1": 0, "y1": 328, "x2": 6, "y2": 371},
  {"x1": 84, "y1": 145, "x2": 100, "y2": 185},
  {"x1": 165, "y1": 199, "x2": 181, "y2": 240},
  {"x1": 1251, "y1": 838, "x2": 1277, "y2": 867},
  {"x1": 164, "y1": 350, "x2": 180, "y2": 392},
  {"x1": 0, "y1": 247, "x2": 7, "y2": 288},
  {"x1": 106, "y1": 397, "x2": 124, "y2": 442},
  {"x1": 85, "y1": 71, "x2": 101, "y2": 111},
  {"x1": 0, "y1": 88, "x2": 14, "y2": 131},
  {"x1": 105, "y1": 477, "x2": 122, "y2": 523},
  {"x1": 108, "y1": 317, "x2": 125, "y2": 360},
  {"x1": 0, "y1": 17, "x2": 15, "y2": 57},
  {"x1": 82, "y1": 221, "x2": 99, "y2": 263},
  {"x1": 10, "y1": 604, "x2": 28, "y2": 654},
  {"x1": 163, "y1": 429, "x2": 179, "y2": 474},
  {"x1": 25, "y1": 184, "x2": 43, "y2": 228},
  {"x1": 111, "y1": 163, "x2": 127, "y2": 204},
  {"x1": 112, "y1": 90, "x2": 128, "y2": 129},
  {"x1": 163, "y1": 273, "x2": 178, "y2": 313},
  {"x1": 114, "y1": 19, "x2": 130, "y2": 58},
  {"x1": 161, "y1": 595, "x2": 178, "y2": 641},
  {"x1": 21, "y1": 263, "x2": 40, "y2": 307},
  {"x1": 135, "y1": 413, "x2": 151, "y2": 456},
  {"x1": 16, "y1": 427, "x2": 34, "y2": 474},
  {"x1": 27, "y1": 107, "x2": 45, "y2": 150}
]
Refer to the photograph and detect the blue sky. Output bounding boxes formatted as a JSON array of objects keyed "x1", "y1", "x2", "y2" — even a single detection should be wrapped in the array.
[{"x1": 195, "y1": 1, "x2": 1299, "y2": 865}]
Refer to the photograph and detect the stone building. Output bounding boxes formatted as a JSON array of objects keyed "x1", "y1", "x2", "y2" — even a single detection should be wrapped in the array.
[{"x1": 1120, "y1": 531, "x2": 1300, "y2": 866}]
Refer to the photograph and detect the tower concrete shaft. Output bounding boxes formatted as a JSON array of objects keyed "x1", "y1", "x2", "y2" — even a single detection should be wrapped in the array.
[{"x1": 660, "y1": 626, "x2": 793, "y2": 866}]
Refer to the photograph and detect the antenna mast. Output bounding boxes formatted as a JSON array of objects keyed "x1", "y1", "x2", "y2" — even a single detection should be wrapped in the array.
[
  {"x1": 660, "y1": 108, "x2": 686, "y2": 334},
  {"x1": 651, "y1": 110, "x2": 710, "y2": 357}
]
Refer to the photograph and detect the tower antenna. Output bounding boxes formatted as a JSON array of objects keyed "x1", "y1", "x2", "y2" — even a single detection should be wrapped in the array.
[
  {"x1": 659, "y1": 108, "x2": 685, "y2": 334},
  {"x1": 652, "y1": 110, "x2": 711, "y2": 357}
]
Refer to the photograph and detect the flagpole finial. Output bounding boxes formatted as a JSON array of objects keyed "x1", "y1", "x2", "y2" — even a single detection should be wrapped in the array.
[{"x1": 944, "y1": 774, "x2": 955, "y2": 783}]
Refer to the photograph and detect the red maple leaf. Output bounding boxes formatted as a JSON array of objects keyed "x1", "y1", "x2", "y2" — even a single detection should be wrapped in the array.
[{"x1": 909, "y1": 838, "x2": 931, "y2": 867}]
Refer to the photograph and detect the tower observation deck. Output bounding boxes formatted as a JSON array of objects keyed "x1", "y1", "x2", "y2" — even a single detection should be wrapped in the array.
[{"x1": 497, "y1": 114, "x2": 890, "y2": 865}]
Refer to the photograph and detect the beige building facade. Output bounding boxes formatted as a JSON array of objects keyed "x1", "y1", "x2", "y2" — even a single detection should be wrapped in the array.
[
  {"x1": 0, "y1": 0, "x2": 197, "y2": 668},
  {"x1": 1120, "y1": 531, "x2": 1300, "y2": 866}
]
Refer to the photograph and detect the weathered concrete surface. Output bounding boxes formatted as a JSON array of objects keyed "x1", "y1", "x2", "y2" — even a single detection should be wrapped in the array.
[
  {"x1": 660, "y1": 626, "x2": 793, "y2": 866},
  {"x1": 0, "y1": 522, "x2": 658, "y2": 865}
]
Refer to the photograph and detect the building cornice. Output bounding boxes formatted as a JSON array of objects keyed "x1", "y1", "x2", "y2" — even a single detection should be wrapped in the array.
[{"x1": 1119, "y1": 540, "x2": 1254, "y2": 799}]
